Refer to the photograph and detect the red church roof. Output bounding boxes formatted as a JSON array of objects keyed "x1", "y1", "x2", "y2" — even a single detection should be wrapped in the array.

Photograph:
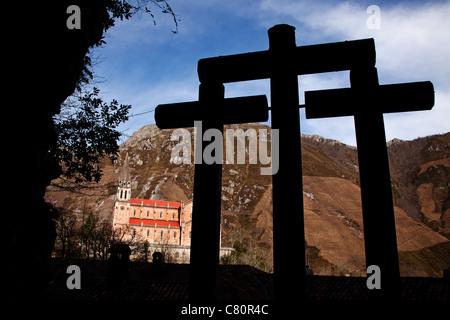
[
  {"x1": 130, "y1": 198, "x2": 181, "y2": 208},
  {"x1": 129, "y1": 218, "x2": 180, "y2": 228}
]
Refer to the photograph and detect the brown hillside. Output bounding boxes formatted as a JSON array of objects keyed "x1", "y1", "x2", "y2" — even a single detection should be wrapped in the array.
[
  {"x1": 45, "y1": 124, "x2": 450, "y2": 277},
  {"x1": 388, "y1": 132, "x2": 450, "y2": 237}
]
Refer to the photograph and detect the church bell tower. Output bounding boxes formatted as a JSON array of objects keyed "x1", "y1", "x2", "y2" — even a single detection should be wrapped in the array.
[{"x1": 117, "y1": 154, "x2": 131, "y2": 202}]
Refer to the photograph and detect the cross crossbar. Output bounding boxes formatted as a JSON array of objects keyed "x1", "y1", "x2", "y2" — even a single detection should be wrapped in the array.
[
  {"x1": 155, "y1": 95, "x2": 268, "y2": 129},
  {"x1": 155, "y1": 83, "x2": 270, "y2": 301},
  {"x1": 305, "y1": 81, "x2": 434, "y2": 119},
  {"x1": 198, "y1": 38, "x2": 375, "y2": 83}
]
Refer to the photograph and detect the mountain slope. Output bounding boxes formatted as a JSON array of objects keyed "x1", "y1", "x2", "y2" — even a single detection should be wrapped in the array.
[
  {"x1": 388, "y1": 132, "x2": 450, "y2": 237},
  {"x1": 45, "y1": 124, "x2": 450, "y2": 276}
]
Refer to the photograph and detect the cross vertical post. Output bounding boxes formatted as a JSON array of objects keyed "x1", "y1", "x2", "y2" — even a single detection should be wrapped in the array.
[
  {"x1": 156, "y1": 90, "x2": 268, "y2": 301},
  {"x1": 350, "y1": 67, "x2": 401, "y2": 300},
  {"x1": 268, "y1": 24, "x2": 306, "y2": 301},
  {"x1": 188, "y1": 82, "x2": 224, "y2": 300},
  {"x1": 305, "y1": 77, "x2": 434, "y2": 300}
]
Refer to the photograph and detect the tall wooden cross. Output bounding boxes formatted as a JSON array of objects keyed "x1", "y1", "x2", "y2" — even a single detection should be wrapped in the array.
[
  {"x1": 305, "y1": 68, "x2": 434, "y2": 299},
  {"x1": 195, "y1": 24, "x2": 375, "y2": 302},
  {"x1": 155, "y1": 87, "x2": 269, "y2": 300}
]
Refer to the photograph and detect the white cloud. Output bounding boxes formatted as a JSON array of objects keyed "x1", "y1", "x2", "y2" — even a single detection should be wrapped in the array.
[
  {"x1": 255, "y1": 0, "x2": 450, "y2": 144},
  {"x1": 96, "y1": 0, "x2": 448, "y2": 146}
]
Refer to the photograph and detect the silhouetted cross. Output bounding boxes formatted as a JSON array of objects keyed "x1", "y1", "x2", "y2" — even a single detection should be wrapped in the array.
[
  {"x1": 155, "y1": 86, "x2": 268, "y2": 300},
  {"x1": 194, "y1": 24, "x2": 376, "y2": 303},
  {"x1": 305, "y1": 67, "x2": 434, "y2": 299}
]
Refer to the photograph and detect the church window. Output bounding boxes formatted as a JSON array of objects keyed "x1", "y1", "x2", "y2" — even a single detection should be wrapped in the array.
[
  {"x1": 133, "y1": 210, "x2": 136, "y2": 216},
  {"x1": 172, "y1": 212, "x2": 175, "y2": 219},
  {"x1": 147, "y1": 230, "x2": 149, "y2": 237},
  {"x1": 174, "y1": 232, "x2": 177, "y2": 239},
  {"x1": 160, "y1": 212, "x2": 162, "y2": 218},
  {"x1": 160, "y1": 231, "x2": 163, "y2": 238},
  {"x1": 147, "y1": 211, "x2": 149, "y2": 217},
  {"x1": 124, "y1": 190, "x2": 127, "y2": 199},
  {"x1": 120, "y1": 190, "x2": 123, "y2": 199}
]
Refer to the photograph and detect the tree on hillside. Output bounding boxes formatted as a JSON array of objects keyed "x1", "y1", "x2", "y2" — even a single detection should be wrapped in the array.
[{"x1": 54, "y1": 207, "x2": 78, "y2": 258}]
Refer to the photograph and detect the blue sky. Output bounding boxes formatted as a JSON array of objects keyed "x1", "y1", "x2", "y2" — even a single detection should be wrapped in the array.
[{"x1": 93, "y1": 0, "x2": 450, "y2": 146}]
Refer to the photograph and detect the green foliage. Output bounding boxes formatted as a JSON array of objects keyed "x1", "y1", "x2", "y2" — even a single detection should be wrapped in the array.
[
  {"x1": 53, "y1": 208, "x2": 120, "y2": 260},
  {"x1": 54, "y1": 88, "x2": 131, "y2": 183},
  {"x1": 52, "y1": 1, "x2": 180, "y2": 185},
  {"x1": 104, "y1": 0, "x2": 179, "y2": 36},
  {"x1": 220, "y1": 241, "x2": 272, "y2": 272},
  {"x1": 52, "y1": 1, "x2": 179, "y2": 185}
]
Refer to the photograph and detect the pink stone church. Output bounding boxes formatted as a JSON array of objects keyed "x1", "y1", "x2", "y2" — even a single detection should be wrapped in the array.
[{"x1": 112, "y1": 155, "x2": 232, "y2": 262}]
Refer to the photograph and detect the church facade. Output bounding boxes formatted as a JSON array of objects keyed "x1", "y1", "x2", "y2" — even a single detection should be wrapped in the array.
[{"x1": 112, "y1": 156, "x2": 232, "y2": 263}]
